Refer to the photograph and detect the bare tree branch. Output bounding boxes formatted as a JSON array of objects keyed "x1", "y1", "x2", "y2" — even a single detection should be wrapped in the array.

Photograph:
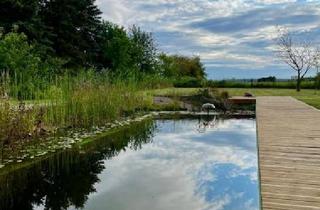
[{"x1": 276, "y1": 27, "x2": 316, "y2": 91}]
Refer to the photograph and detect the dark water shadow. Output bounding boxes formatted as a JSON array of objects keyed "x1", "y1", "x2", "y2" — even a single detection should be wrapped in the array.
[{"x1": 0, "y1": 120, "x2": 155, "y2": 210}]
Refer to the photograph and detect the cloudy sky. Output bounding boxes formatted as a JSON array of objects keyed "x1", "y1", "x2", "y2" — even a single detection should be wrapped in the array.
[{"x1": 97, "y1": 0, "x2": 320, "y2": 79}]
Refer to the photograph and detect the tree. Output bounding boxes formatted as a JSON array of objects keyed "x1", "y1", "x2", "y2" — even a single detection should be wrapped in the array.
[
  {"x1": 96, "y1": 21, "x2": 131, "y2": 72},
  {"x1": 0, "y1": 33, "x2": 40, "y2": 76},
  {"x1": 315, "y1": 73, "x2": 320, "y2": 90},
  {"x1": 0, "y1": 0, "x2": 54, "y2": 55},
  {"x1": 40, "y1": 0, "x2": 102, "y2": 67},
  {"x1": 313, "y1": 49, "x2": 320, "y2": 90},
  {"x1": 0, "y1": 32, "x2": 65, "y2": 99},
  {"x1": 159, "y1": 54, "x2": 206, "y2": 80},
  {"x1": 257, "y1": 76, "x2": 276, "y2": 82},
  {"x1": 276, "y1": 28, "x2": 316, "y2": 92},
  {"x1": 129, "y1": 25, "x2": 159, "y2": 74},
  {"x1": 0, "y1": 0, "x2": 38, "y2": 33},
  {"x1": 0, "y1": 32, "x2": 41, "y2": 98},
  {"x1": 158, "y1": 53, "x2": 179, "y2": 78}
]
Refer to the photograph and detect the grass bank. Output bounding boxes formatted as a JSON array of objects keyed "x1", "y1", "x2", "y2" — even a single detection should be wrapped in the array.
[
  {"x1": 219, "y1": 88, "x2": 320, "y2": 109},
  {"x1": 147, "y1": 87, "x2": 320, "y2": 109}
]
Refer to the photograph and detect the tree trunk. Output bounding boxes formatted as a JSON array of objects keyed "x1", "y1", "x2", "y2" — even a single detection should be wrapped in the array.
[{"x1": 296, "y1": 73, "x2": 301, "y2": 92}]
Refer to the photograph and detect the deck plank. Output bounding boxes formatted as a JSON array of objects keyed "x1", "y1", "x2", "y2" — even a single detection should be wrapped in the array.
[{"x1": 257, "y1": 96, "x2": 320, "y2": 210}]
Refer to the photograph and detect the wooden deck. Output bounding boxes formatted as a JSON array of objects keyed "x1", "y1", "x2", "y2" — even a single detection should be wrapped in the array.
[
  {"x1": 228, "y1": 96, "x2": 256, "y2": 105},
  {"x1": 256, "y1": 97, "x2": 320, "y2": 210}
]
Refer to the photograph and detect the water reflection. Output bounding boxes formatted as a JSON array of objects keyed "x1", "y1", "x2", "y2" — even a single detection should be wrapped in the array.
[
  {"x1": 0, "y1": 117, "x2": 259, "y2": 210},
  {"x1": 0, "y1": 120, "x2": 155, "y2": 210},
  {"x1": 196, "y1": 115, "x2": 217, "y2": 133}
]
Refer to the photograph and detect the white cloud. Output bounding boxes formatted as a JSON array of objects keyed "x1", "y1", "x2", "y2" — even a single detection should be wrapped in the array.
[
  {"x1": 256, "y1": 0, "x2": 296, "y2": 4},
  {"x1": 96, "y1": 0, "x2": 320, "y2": 78}
]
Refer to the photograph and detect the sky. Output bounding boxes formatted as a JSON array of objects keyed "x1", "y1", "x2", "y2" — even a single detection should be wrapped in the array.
[{"x1": 97, "y1": 0, "x2": 320, "y2": 80}]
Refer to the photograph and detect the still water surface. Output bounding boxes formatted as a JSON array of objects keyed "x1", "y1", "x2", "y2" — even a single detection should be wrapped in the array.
[{"x1": 0, "y1": 117, "x2": 259, "y2": 210}]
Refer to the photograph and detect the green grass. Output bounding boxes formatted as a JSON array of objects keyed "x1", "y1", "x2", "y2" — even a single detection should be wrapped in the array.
[
  {"x1": 208, "y1": 80, "x2": 317, "y2": 89},
  {"x1": 146, "y1": 87, "x2": 320, "y2": 109},
  {"x1": 145, "y1": 88, "x2": 201, "y2": 97},
  {"x1": 219, "y1": 88, "x2": 320, "y2": 109}
]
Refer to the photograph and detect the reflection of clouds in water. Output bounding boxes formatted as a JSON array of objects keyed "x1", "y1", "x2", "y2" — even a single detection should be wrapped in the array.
[
  {"x1": 157, "y1": 119, "x2": 256, "y2": 134},
  {"x1": 82, "y1": 119, "x2": 258, "y2": 210},
  {"x1": 158, "y1": 119, "x2": 257, "y2": 158},
  {"x1": 195, "y1": 164, "x2": 259, "y2": 210}
]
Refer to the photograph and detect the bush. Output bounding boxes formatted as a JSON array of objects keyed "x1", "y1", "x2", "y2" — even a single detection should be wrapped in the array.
[
  {"x1": 315, "y1": 73, "x2": 320, "y2": 89},
  {"x1": 0, "y1": 32, "x2": 65, "y2": 100},
  {"x1": 173, "y1": 77, "x2": 204, "y2": 88},
  {"x1": 220, "y1": 91, "x2": 229, "y2": 99},
  {"x1": 0, "y1": 100, "x2": 36, "y2": 148},
  {"x1": 205, "y1": 80, "x2": 216, "y2": 88},
  {"x1": 158, "y1": 54, "x2": 206, "y2": 81}
]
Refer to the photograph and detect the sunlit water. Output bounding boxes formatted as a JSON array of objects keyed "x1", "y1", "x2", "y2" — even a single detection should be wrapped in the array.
[{"x1": 0, "y1": 117, "x2": 259, "y2": 210}]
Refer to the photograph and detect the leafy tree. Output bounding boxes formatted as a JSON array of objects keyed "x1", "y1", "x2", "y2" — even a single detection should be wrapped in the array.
[
  {"x1": 0, "y1": 0, "x2": 53, "y2": 54},
  {"x1": 0, "y1": 32, "x2": 41, "y2": 98},
  {"x1": 0, "y1": 32, "x2": 40, "y2": 76},
  {"x1": 0, "y1": 32, "x2": 65, "y2": 99},
  {"x1": 96, "y1": 21, "x2": 131, "y2": 72},
  {"x1": 96, "y1": 23, "x2": 160, "y2": 77},
  {"x1": 159, "y1": 54, "x2": 206, "y2": 80},
  {"x1": 175, "y1": 56, "x2": 206, "y2": 79},
  {"x1": 129, "y1": 25, "x2": 159, "y2": 74},
  {"x1": 257, "y1": 76, "x2": 276, "y2": 82},
  {"x1": 158, "y1": 53, "x2": 179, "y2": 78},
  {"x1": 0, "y1": 0, "x2": 38, "y2": 33},
  {"x1": 40, "y1": 0, "x2": 102, "y2": 67},
  {"x1": 0, "y1": 0, "x2": 102, "y2": 67}
]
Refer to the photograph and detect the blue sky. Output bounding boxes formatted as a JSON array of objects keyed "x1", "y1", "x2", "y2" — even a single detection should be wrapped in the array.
[{"x1": 97, "y1": 0, "x2": 320, "y2": 79}]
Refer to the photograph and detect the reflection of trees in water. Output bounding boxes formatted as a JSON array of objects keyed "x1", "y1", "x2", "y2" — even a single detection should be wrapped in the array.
[{"x1": 0, "y1": 120, "x2": 155, "y2": 210}]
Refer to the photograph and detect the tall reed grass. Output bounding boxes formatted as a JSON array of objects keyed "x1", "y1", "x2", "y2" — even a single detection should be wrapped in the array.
[{"x1": 0, "y1": 70, "x2": 168, "y2": 148}]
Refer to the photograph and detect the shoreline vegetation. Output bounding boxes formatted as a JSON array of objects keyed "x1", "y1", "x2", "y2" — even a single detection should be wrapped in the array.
[
  {"x1": 0, "y1": 81, "x2": 239, "y2": 170},
  {"x1": 0, "y1": 115, "x2": 155, "y2": 174}
]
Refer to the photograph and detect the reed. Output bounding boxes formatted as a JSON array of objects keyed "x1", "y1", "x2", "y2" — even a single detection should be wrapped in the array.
[{"x1": 0, "y1": 70, "x2": 160, "y2": 149}]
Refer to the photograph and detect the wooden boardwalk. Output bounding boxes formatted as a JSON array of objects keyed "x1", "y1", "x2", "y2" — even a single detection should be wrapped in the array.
[{"x1": 256, "y1": 97, "x2": 320, "y2": 210}]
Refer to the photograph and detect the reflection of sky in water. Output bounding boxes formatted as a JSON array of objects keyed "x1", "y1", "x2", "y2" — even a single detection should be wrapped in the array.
[{"x1": 70, "y1": 118, "x2": 259, "y2": 210}]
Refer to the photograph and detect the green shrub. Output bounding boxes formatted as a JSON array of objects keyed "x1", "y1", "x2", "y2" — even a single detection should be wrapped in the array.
[
  {"x1": 0, "y1": 32, "x2": 65, "y2": 100},
  {"x1": 0, "y1": 100, "x2": 36, "y2": 148},
  {"x1": 174, "y1": 77, "x2": 204, "y2": 88},
  {"x1": 315, "y1": 73, "x2": 320, "y2": 89},
  {"x1": 220, "y1": 91, "x2": 229, "y2": 99}
]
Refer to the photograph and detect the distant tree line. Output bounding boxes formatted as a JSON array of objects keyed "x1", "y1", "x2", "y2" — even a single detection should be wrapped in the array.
[
  {"x1": 257, "y1": 76, "x2": 276, "y2": 83},
  {"x1": 0, "y1": 0, "x2": 206, "y2": 83}
]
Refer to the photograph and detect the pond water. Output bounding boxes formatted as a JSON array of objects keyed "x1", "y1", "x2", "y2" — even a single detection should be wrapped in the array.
[{"x1": 0, "y1": 116, "x2": 260, "y2": 210}]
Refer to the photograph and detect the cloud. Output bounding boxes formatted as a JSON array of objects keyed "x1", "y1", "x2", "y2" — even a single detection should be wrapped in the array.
[
  {"x1": 190, "y1": 7, "x2": 320, "y2": 34},
  {"x1": 97, "y1": 0, "x2": 320, "y2": 79}
]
